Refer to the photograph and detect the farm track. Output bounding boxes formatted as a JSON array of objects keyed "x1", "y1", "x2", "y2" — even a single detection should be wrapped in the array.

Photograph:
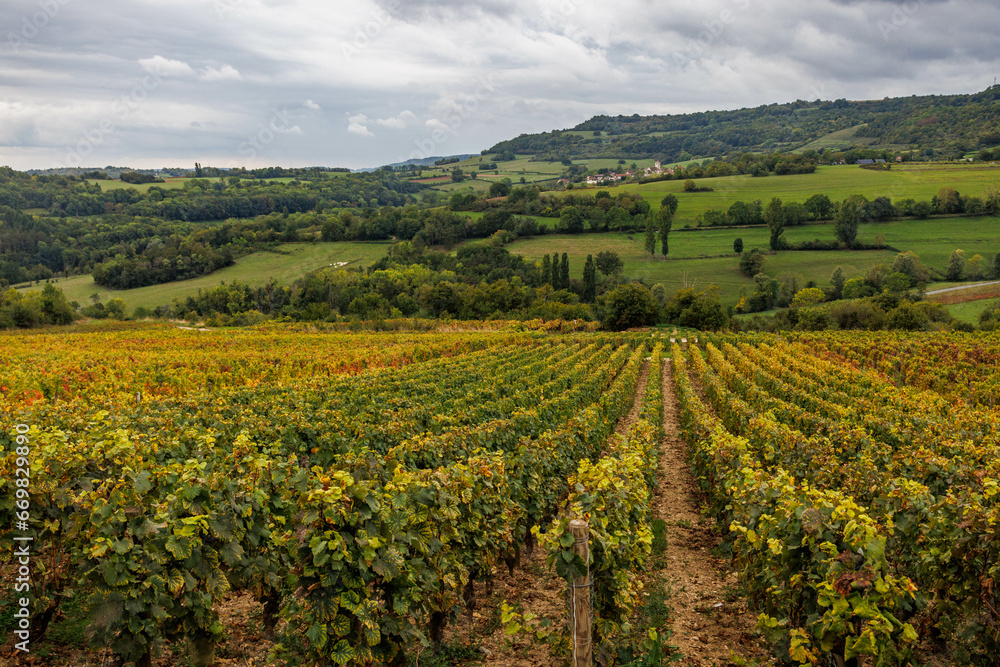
[{"x1": 655, "y1": 358, "x2": 767, "y2": 666}]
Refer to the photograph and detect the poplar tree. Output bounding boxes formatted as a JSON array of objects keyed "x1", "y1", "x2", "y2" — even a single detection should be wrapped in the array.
[
  {"x1": 583, "y1": 254, "x2": 596, "y2": 302},
  {"x1": 644, "y1": 217, "x2": 656, "y2": 255}
]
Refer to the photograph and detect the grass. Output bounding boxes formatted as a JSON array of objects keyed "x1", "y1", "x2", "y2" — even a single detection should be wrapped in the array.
[
  {"x1": 570, "y1": 163, "x2": 1000, "y2": 228},
  {"x1": 946, "y1": 297, "x2": 1000, "y2": 324},
  {"x1": 503, "y1": 213, "x2": 998, "y2": 304},
  {"x1": 20, "y1": 242, "x2": 391, "y2": 312},
  {"x1": 792, "y1": 125, "x2": 881, "y2": 153},
  {"x1": 91, "y1": 177, "x2": 222, "y2": 192},
  {"x1": 505, "y1": 232, "x2": 897, "y2": 303},
  {"x1": 90, "y1": 176, "x2": 306, "y2": 193},
  {"x1": 854, "y1": 216, "x2": 1000, "y2": 270}
]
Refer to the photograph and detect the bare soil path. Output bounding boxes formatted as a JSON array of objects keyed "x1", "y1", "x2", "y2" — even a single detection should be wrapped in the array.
[{"x1": 655, "y1": 358, "x2": 769, "y2": 666}]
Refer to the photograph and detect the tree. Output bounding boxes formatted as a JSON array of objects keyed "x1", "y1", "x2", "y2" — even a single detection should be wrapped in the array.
[
  {"x1": 599, "y1": 283, "x2": 659, "y2": 331},
  {"x1": 885, "y1": 303, "x2": 927, "y2": 331},
  {"x1": 866, "y1": 196, "x2": 895, "y2": 221},
  {"x1": 595, "y1": 251, "x2": 623, "y2": 277},
  {"x1": 993, "y1": 251, "x2": 1000, "y2": 280},
  {"x1": 451, "y1": 168, "x2": 466, "y2": 182},
  {"x1": 550, "y1": 253, "x2": 560, "y2": 286},
  {"x1": 835, "y1": 196, "x2": 864, "y2": 246},
  {"x1": 663, "y1": 287, "x2": 729, "y2": 330},
  {"x1": 934, "y1": 187, "x2": 962, "y2": 214},
  {"x1": 558, "y1": 206, "x2": 585, "y2": 234},
  {"x1": 733, "y1": 238, "x2": 744, "y2": 254},
  {"x1": 644, "y1": 217, "x2": 656, "y2": 255},
  {"x1": 602, "y1": 207, "x2": 625, "y2": 233},
  {"x1": 650, "y1": 283, "x2": 667, "y2": 306},
  {"x1": 583, "y1": 255, "x2": 597, "y2": 303},
  {"x1": 559, "y1": 253, "x2": 570, "y2": 289},
  {"x1": 890, "y1": 251, "x2": 930, "y2": 284},
  {"x1": 830, "y1": 267, "x2": 846, "y2": 300},
  {"x1": 683, "y1": 179, "x2": 698, "y2": 192},
  {"x1": 967, "y1": 253, "x2": 985, "y2": 280},
  {"x1": 541, "y1": 254, "x2": 552, "y2": 285},
  {"x1": 488, "y1": 179, "x2": 512, "y2": 198},
  {"x1": 765, "y1": 197, "x2": 785, "y2": 250},
  {"x1": 105, "y1": 298, "x2": 128, "y2": 320},
  {"x1": 728, "y1": 200, "x2": 754, "y2": 226},
  {"x1": 660, "y1": 194, "x2": 679, "y2": 216},
  {"x1": 946, "y1": 249, "x2": 966, "y2": 281},
  {"x1": 739, "y1": 249, "x2": 766, "y2": 277},
  {"x1": 804, "y1": 193, "x2": 834, "y2": 220},
  {"x1": 39, "y1": 283, "x2": 75, "y2": 325},
  {"x1": 790, "y1": 287, "x2": 826, "y2": 308},
  {"x1": 657, "y1": 206, "x2": 673, "y2": 257}
]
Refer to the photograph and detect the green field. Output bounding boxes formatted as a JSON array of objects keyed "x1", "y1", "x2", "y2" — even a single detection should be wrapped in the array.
[
  {"x1": 503, "y1": 213, "x2": 999, "y2": 303},
  {"x1": 574, "y1": 163, "x2": 1000, "y2": 228},
  {"x1": 855, "y1": 215, "x2": 1000, "y2": 269},
  {"x1": 21, "y1": 242, "x2": 391, "y2": 312},
  {"x1": 90, "y1": 176, "x2": 314, "y2": 193},
  {"x1": 946, "y1": 296, "x2": 1000, "y2": 323},
  {"x1": 505, "y1": 232, "x2": 898, "y2": 303},
  {"x1": 92, "y1": 177, "x2": 223, "y2": 192},
  {"x1": 792, "y1": 125, "x2": 883, "y2": 153}
]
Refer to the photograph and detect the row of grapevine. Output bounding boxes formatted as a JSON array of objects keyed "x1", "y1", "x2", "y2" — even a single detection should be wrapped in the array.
[
  {"x1": 543, "y1": 343, "x2": 666, "y2": 661},
  {"x1": 1, "y1": 330, "x2": 651, "y2": 665},
  {"x1": 674, "y1": 336, "x2": 1000, "y2": 665}
]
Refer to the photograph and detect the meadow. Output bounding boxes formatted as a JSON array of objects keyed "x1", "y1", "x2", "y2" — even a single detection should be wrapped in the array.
[
  {"x1": 505, "y1": 232, "x2": 898, "y2": 302},
  {"x1": 579, "y1": 162, "x2": 1000, "y2": 227},
  {"x1": 22, "y1": 241, "x2": 391, "y2": 311},
  {"x1": 505, "y1": 214, "x2": 1000, "y2": 303}
]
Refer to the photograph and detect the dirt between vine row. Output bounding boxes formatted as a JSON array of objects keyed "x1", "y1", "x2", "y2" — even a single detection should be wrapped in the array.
[{"x1": 656, "y1": 358, "x2": 769, "y2": 666}]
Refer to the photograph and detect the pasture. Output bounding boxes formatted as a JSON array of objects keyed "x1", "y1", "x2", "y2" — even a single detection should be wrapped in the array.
[{"x1": 19, "y1": 241, "x2": 391, "y2": 312}]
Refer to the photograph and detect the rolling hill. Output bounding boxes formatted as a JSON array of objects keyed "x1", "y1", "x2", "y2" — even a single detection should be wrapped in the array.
[{"x1": 486, "y1": 86, "x2": 1000, "y2": 162}]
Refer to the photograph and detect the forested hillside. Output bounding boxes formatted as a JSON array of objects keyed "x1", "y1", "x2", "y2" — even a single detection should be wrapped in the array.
[{"x1": 487, "y1": 86, "x2": 1000, "y2": 161}]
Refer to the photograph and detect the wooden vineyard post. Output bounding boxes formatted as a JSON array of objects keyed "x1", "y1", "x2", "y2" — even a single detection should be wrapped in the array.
[{"x1": 569, "y1": 519, "x2": 592, "y2": 667}]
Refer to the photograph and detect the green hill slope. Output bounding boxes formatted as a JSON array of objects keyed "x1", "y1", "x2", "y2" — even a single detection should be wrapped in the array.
[{"x1": 487, "y1": 86, "x2": 1000, "y2": 162}]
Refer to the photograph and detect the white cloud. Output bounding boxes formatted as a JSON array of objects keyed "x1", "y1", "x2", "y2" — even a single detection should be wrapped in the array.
[
  {"x1": 138, "y1": 56, "x2": 241, "y2": 83},
  {"x1": 200, "y1": 64, "x2": 242, "y2": 82},
  {"x1": 139, "y1": 55, "x2": 195, "y2": 78},
  {"x1": 375, "y1": 110, "x2": 418, "y2": 128},
  {"x1": 304, "y1": 99, "x2": 321, "y2": 110},
  {"x1": 347, "y1": 113, "x2": 373, "y2": 136}
]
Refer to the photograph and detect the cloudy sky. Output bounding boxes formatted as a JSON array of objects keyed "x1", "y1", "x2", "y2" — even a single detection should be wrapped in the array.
[{"x1": 1, "y1": 0, "x2": 998, "y2": 171}]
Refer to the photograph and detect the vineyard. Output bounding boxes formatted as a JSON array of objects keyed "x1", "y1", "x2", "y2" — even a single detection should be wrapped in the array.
[
  {"x1": 0, "y1": 323, "x2": 665, "y2": 666},
  {"x1": 1, "y1": 323, "x2": 999, "y2": 666},
  {"x1": 673, "y1": 332, "x2": 1000, "y2": 665}
]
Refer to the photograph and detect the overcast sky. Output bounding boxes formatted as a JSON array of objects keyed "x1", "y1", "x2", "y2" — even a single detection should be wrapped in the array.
[{"x1": 1, "y1": 0, "x2": 998, "y2": 171}]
